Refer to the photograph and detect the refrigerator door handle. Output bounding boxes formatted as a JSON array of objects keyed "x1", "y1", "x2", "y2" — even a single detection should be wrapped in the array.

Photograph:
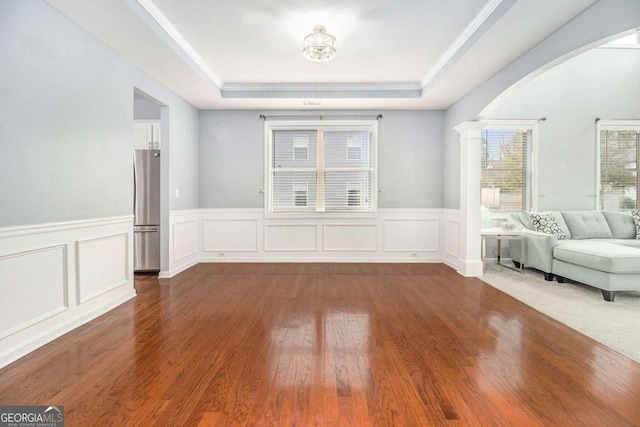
[
  {"x1": 133, "y1": 152, "x2": 137, "y2": 219},
  {"x1": 135, "y1": 228, "x2": 158, "y2": 233}
]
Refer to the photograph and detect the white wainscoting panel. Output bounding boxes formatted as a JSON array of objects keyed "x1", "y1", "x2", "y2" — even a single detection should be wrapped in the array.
[
  {"x1": 164, "y1": 210, "x2": 200, "y2": 278},
  {"x1": 264, "y1": 224, "x2": 318, "y2": 252},
  {"x1": 324, "y1": 224, "x2": 377, "y2": 251},
  {"x1": 0, "y1": 245, "x2": 68, "y2": 340},
  {"x1": 174, "y1": 209, "x2": 450, "y2": 265},
  {"x1": 173, "y1": 220, "x2": 197, "y2": 262},
  {"x1": 444, "y1": 210, "x2": 461, "y2": 270},
  {"x1": 77, "y1": 233, "x2": 128, "y2": 303},
  {"x1": 0, "y1": 216, "x2": 135, "y2": 369},
  {"x1": 204, "y1": 219, "x2": 259, "y2": 252},
  {"x1": 383, "y1": 219, "x2": 439, "y2": 252}
]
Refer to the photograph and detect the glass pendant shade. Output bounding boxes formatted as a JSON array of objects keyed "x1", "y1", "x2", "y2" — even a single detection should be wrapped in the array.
[{"x1": 303, "y1": 26, "x2": 336, "y2": 62}]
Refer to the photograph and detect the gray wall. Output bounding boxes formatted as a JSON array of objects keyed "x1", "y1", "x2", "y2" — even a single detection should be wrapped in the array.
[
  {"x1": 485, "y1": 47, "x2": 640, "y2": 210},
  {"x1": 1, "y1": 0, "x2": 132, "y2": 226},
  {"x1": 166, "y1": 101, "x2": 200, "y2": 212},
  {"x1": 134, "y1": 94, "x2": 162, "y2": 120},
  {"x1": 0, "y1": 0, "x2": 200, "y2": 270},
  {"x1": 0, "y1": 0, "x2": 199, "y2": 230},
  {"x1": 442, "y1": 0, "x2": 640, "y2": 209},
  {"x1": 199, "y1": 110, "x2": 444, "y2": 209},
  {"x1": 199, "y1": 111, "x2": 264, "y2": 208}
]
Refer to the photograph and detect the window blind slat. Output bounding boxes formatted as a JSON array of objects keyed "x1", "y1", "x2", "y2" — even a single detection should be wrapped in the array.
[
  {"x1": 599, "y1": 128, "x2": 640, "y2": 210},
  {"x1": 271, "y1": 128, "x2": 374, "y2": 213},
  {"x1": 481, "y1": 128, "x2": 533, "y2": 212}
]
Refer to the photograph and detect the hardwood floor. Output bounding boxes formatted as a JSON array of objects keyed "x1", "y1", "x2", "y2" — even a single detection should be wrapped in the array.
[{"x1": 1, "y1": 263, "x2": 640, "y2": 426}]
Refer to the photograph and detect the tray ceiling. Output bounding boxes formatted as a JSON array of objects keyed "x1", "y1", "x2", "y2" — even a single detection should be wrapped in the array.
[{"x1": 46, "y1": 0, "x2": 597, "y2": 109}]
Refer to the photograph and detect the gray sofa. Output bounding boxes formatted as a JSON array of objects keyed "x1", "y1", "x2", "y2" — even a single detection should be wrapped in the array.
[{"x1": 508, "y1": 210, "x2": 640, "y2": 301}]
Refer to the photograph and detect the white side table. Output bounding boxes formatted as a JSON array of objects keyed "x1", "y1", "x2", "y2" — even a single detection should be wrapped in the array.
[{"x1": 481, "y1": 228, "x2": 525, "y2": 273}]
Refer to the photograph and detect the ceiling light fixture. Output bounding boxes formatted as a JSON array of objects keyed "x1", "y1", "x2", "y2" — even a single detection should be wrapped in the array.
[{"x1": 303, "y1": 26, "x2": 336, "y2": 62}]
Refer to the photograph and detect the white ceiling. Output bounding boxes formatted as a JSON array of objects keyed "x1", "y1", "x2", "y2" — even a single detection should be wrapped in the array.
[{"x1": 46, "y1": 0, "x2": 597, "y2": 110}]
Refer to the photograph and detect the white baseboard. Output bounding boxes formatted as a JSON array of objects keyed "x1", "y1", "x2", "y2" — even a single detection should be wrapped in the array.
[
  {"x1": 159, "y1": 257, "x2": 199, "y2": 278},
  {"x1": 0, "y1": 216, "x2": 135, "y2": 369},
  {"x1": 458, "y1": 259, "x2": 485, "y2": 277},
  {"x1": 200, "y1": 257, "x2": 445, "y2": 263}
]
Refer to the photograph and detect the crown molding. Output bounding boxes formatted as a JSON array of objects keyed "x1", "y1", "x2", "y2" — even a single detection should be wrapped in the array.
[
  {"x1": 420, "y1": 0, "x2": 515, "y2": 90},
  {"x1": 222, "y1": 83, "x2": 422, "y2": 92},
  {"x1": 133, "y1": 0, "x2": 224, "y2": 88},
  {"x1": 221, "y1": 83, "x2": 422, "y2": 99}
]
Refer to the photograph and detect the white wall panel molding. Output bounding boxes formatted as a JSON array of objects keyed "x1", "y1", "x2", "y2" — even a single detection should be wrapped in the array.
[
  {"x1": 0, "y1": 217, "x2": 135, "y2": 369},
  {"x1": 76, "y1": 233, "x2": 129, "y2": 304},
  {"x1": 166, "y1": 208, "x2": 454, "y2": 268},
  {"x1": 172, "y1": 220, "x2": 198, "y2": 263},
  {"x1": 323, "y1": 224, "x2": 377, "y2": 252},
  {"x1": 204, "y1": 219, "x2": 260, "y2": 252},
  {"x1": 443, "y1": 210, "x2": 461, "y2": 270},
  {"x1": 163, "y1": 210, "x2": 200, "y2": 278},
  {"x1": 0, "y1": 244, "x2": 68, "y2": 340},
  {"x1": 264, "y1": 224, "x2": 318, "y2": 252},
  {"x1": 383, "y1": 219, "x2": 439, "y2": 252}
]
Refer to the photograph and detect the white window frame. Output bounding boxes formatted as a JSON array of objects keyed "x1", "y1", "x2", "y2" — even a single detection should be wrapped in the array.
[
  {"x1": 264, "y1": 120, "x2": 378, "y2": 218},
  {"x1": 481, "y1": 120, "x2": 539, "y2": 219},
  {"x1": 596, "y1": 120, "x2": 640, "y2": 210}
]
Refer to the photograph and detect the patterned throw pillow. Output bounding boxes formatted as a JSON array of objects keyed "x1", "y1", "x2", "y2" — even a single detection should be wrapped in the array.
[
  {"x1": 631, "y1": 210, "x2": 640, "y2": 239},
  {"x1": 530, "y1": 213, "x2": 567, "y2": 239}
]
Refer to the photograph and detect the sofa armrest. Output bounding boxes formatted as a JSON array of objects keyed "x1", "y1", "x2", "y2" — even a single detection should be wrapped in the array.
[{"x1": 509, "y1": 230, "x2": 558, "y2": 273}]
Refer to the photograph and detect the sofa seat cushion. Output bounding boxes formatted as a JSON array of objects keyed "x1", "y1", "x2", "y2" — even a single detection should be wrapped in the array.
[
  {"x1": 590, "y1": 239, "x2": 640, "y2": 249},
  {"x1": 553, "y1": 241, "x2": 640, "y2": 274}
]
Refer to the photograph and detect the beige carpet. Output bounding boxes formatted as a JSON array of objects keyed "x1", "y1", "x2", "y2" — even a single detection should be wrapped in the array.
[{"x1": 481, "y1": 264, "x2": 640, "y2": 364}]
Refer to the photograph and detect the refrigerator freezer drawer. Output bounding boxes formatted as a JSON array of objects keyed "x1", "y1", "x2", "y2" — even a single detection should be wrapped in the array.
[{"x1": 134, "y1": 226, "x2": 160, "y2": 272}]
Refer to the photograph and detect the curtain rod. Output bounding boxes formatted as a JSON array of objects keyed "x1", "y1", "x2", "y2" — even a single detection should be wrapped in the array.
[
  {"x1": 259, "y1": 114, "x2": 382, "y2": 121},
  {"x1": 595, "y1": 117, "x2": 640, "y2": 123},
  {"x1": 483, "y1": 117, "x2": 546, "y2": 122}
]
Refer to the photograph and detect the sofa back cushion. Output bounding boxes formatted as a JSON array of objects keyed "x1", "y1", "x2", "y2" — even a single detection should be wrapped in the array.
[
  {"x1": 561, "y1": 211, "x2": 613, "y2": 239},
  {"x1": 508, "y1": 213, "x2": 527, "y2": 230},
  {"x1": 601, "y1": 211, "x2": 636, "y2": 239}
]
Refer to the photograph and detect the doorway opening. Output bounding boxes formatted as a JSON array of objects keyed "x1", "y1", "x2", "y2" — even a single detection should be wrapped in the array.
[{"x1": 133, "y1": 89, "x2": 164, "y2": 273}]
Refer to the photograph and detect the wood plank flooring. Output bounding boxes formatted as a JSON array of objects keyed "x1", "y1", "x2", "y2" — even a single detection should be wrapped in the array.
[{"x1": 2, "y1": 263, "x2": 640, "y2": 426}]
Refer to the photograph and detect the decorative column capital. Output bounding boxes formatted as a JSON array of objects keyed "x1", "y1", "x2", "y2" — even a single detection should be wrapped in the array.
[{"x1": 453, "y1": 121, "x2": 486, "y2": 136}]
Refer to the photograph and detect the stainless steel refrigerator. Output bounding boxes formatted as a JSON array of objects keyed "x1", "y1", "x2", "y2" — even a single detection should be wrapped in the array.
[{"x1": 134, "y1": 149, "x2": 161, "y2": 272}]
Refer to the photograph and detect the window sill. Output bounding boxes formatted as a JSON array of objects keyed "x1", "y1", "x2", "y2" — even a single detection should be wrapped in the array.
[
  {"x1": 489, "y1": 213, "x2": 509, "y2": 221},
  {"x1": 264, "y1": 211, "x2": 378, "y2": 220}
]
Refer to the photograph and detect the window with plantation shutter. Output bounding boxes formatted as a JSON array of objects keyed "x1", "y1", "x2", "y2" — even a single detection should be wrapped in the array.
[
  {"x1": 480, "y1": 124, "x2": 536, "y2": 213},
  {"x1": 598, "y1": 121, "x2": 640, "y2": 210},
  {"x1": 267, "y1": 122, "x2": 377, "y2": 214}
]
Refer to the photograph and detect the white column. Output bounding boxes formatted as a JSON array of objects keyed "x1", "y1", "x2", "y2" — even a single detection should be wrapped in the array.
[{"x1": 454, "y1": 121, "x2": 485, "y2": 277}]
